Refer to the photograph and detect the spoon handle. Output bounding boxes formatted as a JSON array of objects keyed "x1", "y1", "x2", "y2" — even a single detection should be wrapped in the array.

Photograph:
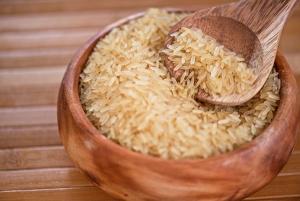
[
  {"x1": 190, "y1": 0, "x2": 299, "y2": 39},
  {"x1": 232, "y1": 0, "x2": 299, "y2": 37}
]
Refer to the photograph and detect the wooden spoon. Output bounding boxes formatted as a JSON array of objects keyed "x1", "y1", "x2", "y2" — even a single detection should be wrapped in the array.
[{"x1": 163, "y1": 0, "x2": 298, "y2": 106}]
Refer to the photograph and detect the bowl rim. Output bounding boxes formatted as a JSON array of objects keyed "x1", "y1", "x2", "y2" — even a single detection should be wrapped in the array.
[{"x1": 61, "y1": 8, "x2": 298, "y2": 165}]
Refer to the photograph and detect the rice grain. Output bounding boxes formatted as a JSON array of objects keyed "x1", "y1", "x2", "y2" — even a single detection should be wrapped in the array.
[{"x1": 80, "y1": 9, "x2": 280, "y2": 159}]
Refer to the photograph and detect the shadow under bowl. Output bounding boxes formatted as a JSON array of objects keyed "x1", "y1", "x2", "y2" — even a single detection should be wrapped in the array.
[{"x1": 57, "y1": 10, "x2": 299, "y2": 201}]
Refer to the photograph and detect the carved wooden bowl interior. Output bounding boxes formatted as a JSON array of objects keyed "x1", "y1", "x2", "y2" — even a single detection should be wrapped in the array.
[{"x1": 57, "y1": 10, "x2": 299, "y2": 201}]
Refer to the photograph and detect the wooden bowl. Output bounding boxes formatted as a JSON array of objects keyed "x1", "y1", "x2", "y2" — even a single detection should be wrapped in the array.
[{"x1": 57, "y1": 10, "x2": 299, "y2": 201}]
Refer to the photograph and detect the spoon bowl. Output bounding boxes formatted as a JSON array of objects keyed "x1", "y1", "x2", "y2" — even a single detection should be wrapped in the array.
[{"x1": 163, "y1": 0, "x2": 298, "y2": 106}]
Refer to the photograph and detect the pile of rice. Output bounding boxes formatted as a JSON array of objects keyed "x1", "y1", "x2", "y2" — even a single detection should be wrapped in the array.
[
  {"x1": 162, "y1": 27, "x2": 257, "y2": 97},
  {"x1": 80, "y1": 9, "x2": 280, "y2": 159}
]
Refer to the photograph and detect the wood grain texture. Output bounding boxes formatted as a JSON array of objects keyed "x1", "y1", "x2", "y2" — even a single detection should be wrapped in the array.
[
  {"x1": 57, "y1": 10, "x2": 299, "y2": 201},
  {"x1": 0, "y1": 146, "x2": 72, "y2": 170},
  {"x1": 0, "y1": 0, "x2": 299, "y2": 15},
  {"x1": 280, "y1": 24, "x2": 300, "y2": 52},
  {"x1": 0, "y1": 188, "x2": 299, "y2": 201},
  {"x1": 9, "y1": 168, "x2": 298, "y2": 194},
  {"x1": 281, "y1": 151, "x2": 300, "y2": 173},
  {"x1": 0, "y1": 168, "x2": 90, "y2": 191},
  {"x1": 246, "y1": 195, "x2": 300, "y2": 201},
  {"x1": 0, "y1": 48, "x2": 74, "y2": 69},
  {"x1": 0, "y1": 67, "x2": 63, "y2": 106},
  {"x1": 0, "y1": 170, "x2": 299, "y2": 197},
  {"x1": 0, "y1": 28, "x2": 96, "y2": 50},
  {"x1": 0, "y1": 125, "x2": 59, "y2": 149},
  {"x1": 0, "y1": 10, "x2": 134, "y2": 32},
  {"x1": 0, "y1": 106, "x2": 56, "y2": 127},
  {"x1": 0, "y1": 1, "x2": 299, "y2": 201},
  {"x1": 251, "y1": 173, "x2": 300, "y2": 197},
  {"x1": 0, "y1": 0, "x2": 230, "y2": 15},
  {"x1": 296, "y1": 136, "x2": 300, "y2": 150},
  {"x1": 0, "y1": 187, "x2": 120, "y2": 201}
]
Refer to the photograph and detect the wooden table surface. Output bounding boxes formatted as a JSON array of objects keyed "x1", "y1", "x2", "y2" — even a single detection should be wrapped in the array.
[{"x1": 0, "y1": 1, "x2": 299, "y2": 201}]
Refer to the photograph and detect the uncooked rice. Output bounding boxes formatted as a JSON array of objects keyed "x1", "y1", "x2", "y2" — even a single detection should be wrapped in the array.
[
  {"x1": 80, "y1": 9, "x2": 280, "y2": 159},
  {"x1": 162, "y1": 27, "x2": 257, "y2": 97}
]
